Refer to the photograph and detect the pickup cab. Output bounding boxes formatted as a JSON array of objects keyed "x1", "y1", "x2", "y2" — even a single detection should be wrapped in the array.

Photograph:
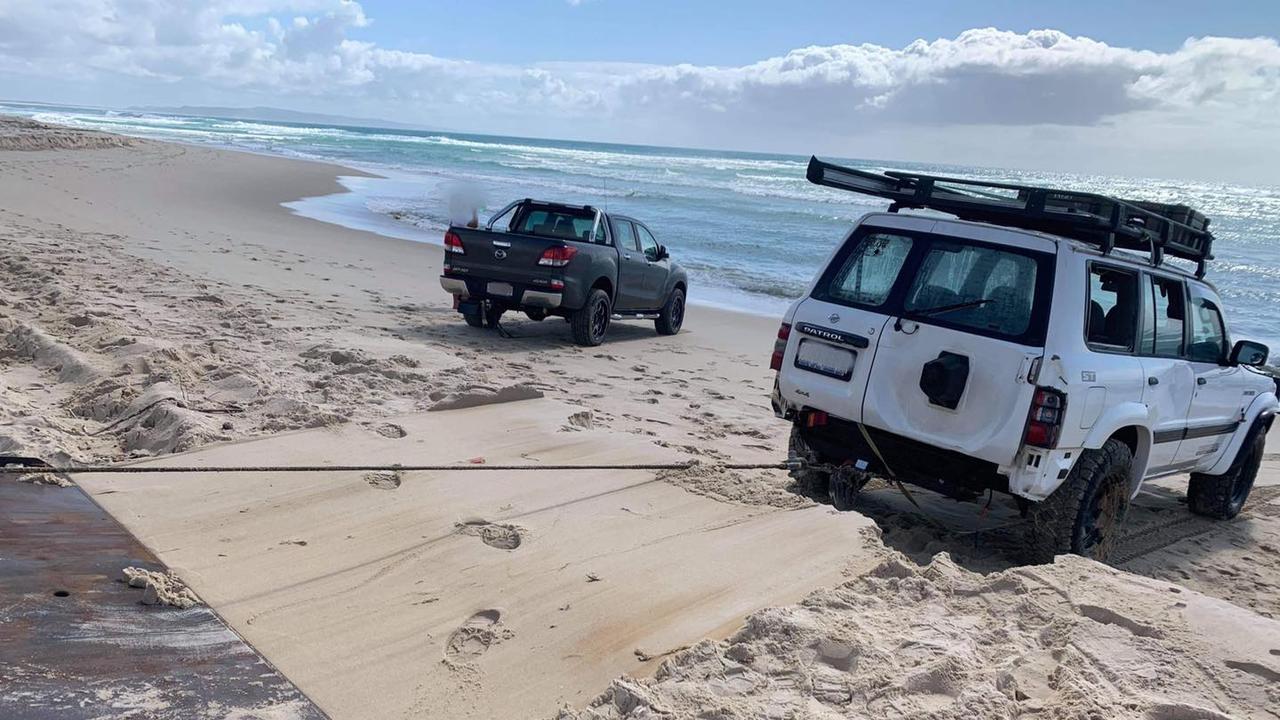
[{"x1": 439, "y1": 199, "x2": 688, "y2": 346}]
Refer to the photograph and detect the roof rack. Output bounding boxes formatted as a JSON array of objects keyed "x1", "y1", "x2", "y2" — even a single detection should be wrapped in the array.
[{"x1": 807, "y1": 156, "x2": 1215, "y2": 278}]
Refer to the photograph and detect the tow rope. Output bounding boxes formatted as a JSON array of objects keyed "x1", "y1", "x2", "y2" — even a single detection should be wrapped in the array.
[{"x1": 0, "y1": 461, "x2": 787, "y2": 475}]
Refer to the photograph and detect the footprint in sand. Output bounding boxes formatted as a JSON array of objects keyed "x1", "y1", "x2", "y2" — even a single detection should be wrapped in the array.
[
  {"x1": 372, "y1": 422, "x2": 407, "y2": 439},
  {"x1": 363, "y1": 470, "x2": 402, "y2": 490},
  {"x1": 444, "y1": 609, "x2": 510, "y2": 663},
  {"x1": 455, "y1": 519, "x2": 523, "y2": 550}
]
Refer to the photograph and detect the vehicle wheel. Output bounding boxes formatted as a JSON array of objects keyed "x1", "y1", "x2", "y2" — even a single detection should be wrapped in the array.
[
  {"x1": 1027, "y1": 438, "x2": 1133, "y2": 564},
  {"x1": 462, "y1": 308, "x2": 484, "y2": 328},
  {"x1": 483, "y1": 304, "x2": 504, "y2": 328},
  {"x1": 1187, "y1": 430, "x2": 1264, "y2": 520},
  {"x1": 787, "y1": 424, "x2": 830, "y2": 497},
  {"x1": 655, "y1": 288, "x2": 685, "y2": 336},
  {"x1": 571, "y1": 289, "x2": 611, "y2": 346},
  {"x1": 829, "y1": 468, "x2": 864, "y2": 511}
]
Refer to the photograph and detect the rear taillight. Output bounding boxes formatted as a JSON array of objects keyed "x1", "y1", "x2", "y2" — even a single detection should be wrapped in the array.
[
  {"x1": 538, "y1": 245, "x2": 577, "y2": 267},
  {"x1": 549, "y1": 279, "x2": 565, "y2": 291},
  {"x1": 1025, "y1": 387, "x2": 1066, "y2": 448},
  {"x1": 770, "y1": 323, "x2": 791, "y2": 371},
  {"x1": 444, "y1": 230, "x2": 465, "y2": 255}
]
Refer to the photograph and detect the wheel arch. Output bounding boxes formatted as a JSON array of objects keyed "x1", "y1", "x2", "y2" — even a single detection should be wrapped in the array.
[
  {"x1": 591, "y1": 275, "x2": 615, "y2": 302},
  {"x1": 1080, "y1": 402, "x2": 1152, "y2": 496}
]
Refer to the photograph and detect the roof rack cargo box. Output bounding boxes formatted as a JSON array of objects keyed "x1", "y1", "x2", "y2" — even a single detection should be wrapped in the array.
[{"x1": 806, "y1": 157, "x2": 1215, "y2": 277}]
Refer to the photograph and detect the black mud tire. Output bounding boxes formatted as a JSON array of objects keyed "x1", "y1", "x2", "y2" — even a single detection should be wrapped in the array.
[
  {"x1": 655, "y1": 287, "x2": 685, "y2": 336},
  {"x1": 1027, "y1": 438, "x2": 1133, "y2": 564},
  {"x1": 1187, "y1": 430, "x2": 1265, "y2": 520},
  {"x1": 829, "y1": 470, "x2": 862, "y2": 512},
  {"x1": 571, "y1": 289, "x2": 611, "y2": 346},
  {"x1": 462, "y1": 308, "x2": 484, "y2": 328},
  {"x1": 483, "y1": 305, "x2": 504, "y2": 328},
  {"x1": 787, "y1": 424, "x2": 830, "y2": 497}
]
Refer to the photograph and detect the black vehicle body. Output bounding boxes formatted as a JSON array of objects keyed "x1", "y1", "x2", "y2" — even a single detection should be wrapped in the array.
[{"x1": 439, "y1": 199, "x2": 688, "y2": 342}]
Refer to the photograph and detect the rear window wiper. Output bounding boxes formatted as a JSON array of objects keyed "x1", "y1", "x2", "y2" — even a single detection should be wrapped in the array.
[{"x1": 913, "y1": 298, "x2": 992, "y2": 317}]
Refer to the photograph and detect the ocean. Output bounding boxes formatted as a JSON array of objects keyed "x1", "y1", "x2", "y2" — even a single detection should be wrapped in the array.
[{"x1": 6, "y1": 101, "x2": 1279, "y2": 350}]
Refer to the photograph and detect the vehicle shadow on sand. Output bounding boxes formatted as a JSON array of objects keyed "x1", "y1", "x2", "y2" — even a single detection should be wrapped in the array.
[{"x1": 397, "y1": 313, "x2": 678, "y2": 355}]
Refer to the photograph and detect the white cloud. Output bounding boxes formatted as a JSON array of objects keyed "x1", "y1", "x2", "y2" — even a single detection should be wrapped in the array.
[{"x1": 1, "y1": 1, "x2": 1278, "y2": 180}]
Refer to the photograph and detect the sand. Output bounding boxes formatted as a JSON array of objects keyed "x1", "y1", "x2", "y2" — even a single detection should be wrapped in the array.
[{"x1": 4, "y1": 116, "x2": 1280, "y2": 718}]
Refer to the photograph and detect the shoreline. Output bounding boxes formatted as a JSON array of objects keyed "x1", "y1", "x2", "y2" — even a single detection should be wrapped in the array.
[{"x1": 5, "y1": 109, "x2": 799, "y2": 319}]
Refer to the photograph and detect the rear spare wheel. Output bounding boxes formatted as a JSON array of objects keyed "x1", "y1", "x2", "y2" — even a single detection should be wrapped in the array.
[
  {"x1": 1027, "y1": 438, "x2": 1133, "y2": 564},
  {"x1": 1187, "y1": 430, "x2": 1264, "y2": 520}
]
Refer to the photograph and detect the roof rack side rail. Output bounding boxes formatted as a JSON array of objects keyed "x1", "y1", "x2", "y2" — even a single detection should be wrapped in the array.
[{"x1": 806, "y1": 156, "x2": 1215, "y2": 275}]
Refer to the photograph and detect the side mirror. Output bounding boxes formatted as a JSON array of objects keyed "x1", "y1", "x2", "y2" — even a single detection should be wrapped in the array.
[
  {"x1": 656, "y1": 245, "x2": 669, "y2": 261},
  {"x1": 1229, "y1": 340, "x2": 1269, "y2": 367}
]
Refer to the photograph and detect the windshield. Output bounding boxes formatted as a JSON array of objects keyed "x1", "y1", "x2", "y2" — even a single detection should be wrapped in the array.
[{"x1": 513, "y1": 206, "x2": 597, "y2": 242}]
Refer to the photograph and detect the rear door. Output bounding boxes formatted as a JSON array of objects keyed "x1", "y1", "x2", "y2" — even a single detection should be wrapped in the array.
[
  {"x1": 861, "y1": 227, "x2": 1054, "y2": 466},
  {"x1": 635, "y1": 223, "x2": 671, "y2": 309},
  {"x1": 1139, "y1": 273, "x2": 1196, "y2": 472},
  {"x1": 610, "y1": 218, "x2": 650, "y2": 311},
  {"x1": 778, "y1": 219, "x2": 921, "y2": 424}
]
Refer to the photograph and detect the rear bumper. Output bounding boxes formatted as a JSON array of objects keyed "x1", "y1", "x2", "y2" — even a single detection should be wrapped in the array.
[
  {"x1": 440, "y1": 275, "x2": 563, "y2": 310},
  {"x1": 795, "y1": 414, "x2": 1009, "y2": 500},
  {"x1": 440, "y1": 276, "x2": 469, "y2": 299}
]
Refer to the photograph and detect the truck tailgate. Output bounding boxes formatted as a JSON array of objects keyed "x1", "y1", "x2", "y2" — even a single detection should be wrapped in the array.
[{"x1": 447, "y1": 227, "x2": 564, "y2": 285}]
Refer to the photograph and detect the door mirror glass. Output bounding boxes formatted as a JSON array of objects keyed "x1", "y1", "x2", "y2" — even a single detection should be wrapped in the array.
[{"x1": 1229, "y1": 340, "x2": 1269, "y2": 367}]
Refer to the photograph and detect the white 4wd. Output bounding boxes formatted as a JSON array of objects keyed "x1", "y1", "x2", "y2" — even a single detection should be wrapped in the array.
[{"x1": 773, "y1": 158, "x2": 1279, "y2": 563}]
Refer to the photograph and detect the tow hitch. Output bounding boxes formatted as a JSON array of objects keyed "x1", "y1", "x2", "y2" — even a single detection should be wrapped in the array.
[{"x1": 786, "y1": 454, "x2": 871, "y2": 511}]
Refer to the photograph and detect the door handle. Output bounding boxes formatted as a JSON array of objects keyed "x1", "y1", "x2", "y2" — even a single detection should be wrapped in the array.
[
  {"x1": 1148, "y1": 376, "x2": 1159, "y2": 386},
  {"x1": 1197, "y1": 377, "x2": 1207, "y2": 385},
  {"x1": 623, "y1": 254, "x2": 632, "y2": 260}
]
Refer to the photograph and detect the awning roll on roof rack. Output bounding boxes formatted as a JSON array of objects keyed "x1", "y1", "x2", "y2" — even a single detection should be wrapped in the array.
[{"x1": 806, "y1": 156, "x2": 1215, "y2": 278}]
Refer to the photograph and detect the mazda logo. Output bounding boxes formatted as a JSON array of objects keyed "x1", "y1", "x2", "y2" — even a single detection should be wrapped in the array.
[
  {"x1": 494, "y1": 249, "x2": 507, "y2": 260},
  {"x1": 828, "y1": 313, "x2": 840, "y2": 323}
]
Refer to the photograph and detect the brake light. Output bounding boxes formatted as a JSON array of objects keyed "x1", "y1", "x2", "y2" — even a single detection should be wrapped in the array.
[
  {"x1": 770, "y1": 323, "x2": 791, "y2": 371},
  {"x1": 444, "y1": 231, "x2": 465, "y2": 255},
  {"x1": 538, "y1": 245, "x2": 577, "y2": 267},
  {"x1": 1025, "y1": 387, "x2": 1066, "y2": 448},
  {"x1": 804, "y1": 409, "x2": 828, "y2": 428}
]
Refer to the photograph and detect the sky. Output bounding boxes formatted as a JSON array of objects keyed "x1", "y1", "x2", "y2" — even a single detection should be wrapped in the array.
[{"x1": 2, "y1": 0, "x2": 1280, "y2": 183}]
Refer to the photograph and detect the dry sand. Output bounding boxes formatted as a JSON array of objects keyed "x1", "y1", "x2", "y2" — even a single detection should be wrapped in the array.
[{"x1": 4, "y1": 116, "x2": 1280, "y2": 718}]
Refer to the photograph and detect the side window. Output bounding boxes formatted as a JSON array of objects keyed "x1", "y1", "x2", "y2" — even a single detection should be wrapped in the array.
[
  {"x1": 637, "y1": 225, "x2": 660, "y2": 260},
  {"x1": 613, "y1": 220, "x2": 638, "y2": 251},
  {"x1": 817, "y1": 232, "x2": 913, "y2": 308},
  {"x1": 1187, "y1": 288, "x2": 1228, "y2": 363},
  {"x1": 1142, "y1": 275, "x2": 1186, "y2": 358},
  {"x1": 1086, "y1": 264, "x2": 1139, "y2": 352}
]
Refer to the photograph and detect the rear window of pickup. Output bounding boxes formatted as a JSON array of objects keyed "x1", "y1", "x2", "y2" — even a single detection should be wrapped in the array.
[{"x1": 514, "y1": 208, "x2": 598, "y2": 242}]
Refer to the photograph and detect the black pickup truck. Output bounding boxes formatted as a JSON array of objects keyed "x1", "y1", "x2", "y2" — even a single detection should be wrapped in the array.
[{"x1": 439, "y1": 199, "x2": 688, "y2": 346}]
